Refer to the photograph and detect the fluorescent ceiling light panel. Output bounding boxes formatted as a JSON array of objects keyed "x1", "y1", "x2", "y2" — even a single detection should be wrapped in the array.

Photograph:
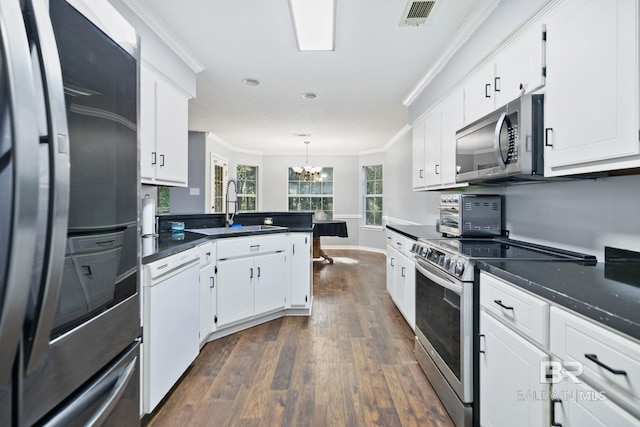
[{"x1": 289, "y1": 0, "x2": 336, "y2": 51}]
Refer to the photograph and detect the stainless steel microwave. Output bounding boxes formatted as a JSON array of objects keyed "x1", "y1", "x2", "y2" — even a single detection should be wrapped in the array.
[{"x1": 455, "y1": 94, "x2": 544, "y2": 183}]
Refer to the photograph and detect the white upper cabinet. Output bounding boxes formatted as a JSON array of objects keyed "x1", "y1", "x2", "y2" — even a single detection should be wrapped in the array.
[
  {"x1": 543, "y1": 0, "x2": 639, "y2": 176},
  {"x1": 412, "y1": 88, "x2": 466, "y2": 191},
  {"x1": 423, "y1": 106, "x2": 443, "y2": 188},
  {"x1": 463, "y1": 24, "x2": 546, "y2": 125},
  {"x1": 140, "y1": 62, "x2": 190, "y2": 187},
  {"x1": 412, "y1": 119, "x2": 427, "y2": 189}
]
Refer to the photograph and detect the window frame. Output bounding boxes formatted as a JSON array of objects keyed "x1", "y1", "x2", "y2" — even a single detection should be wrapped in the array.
[
  {"x1": 236, "y1": 164, "x2": 258, "y2": 213},
  {"x1": 287, "y1": 166, "x2": 334, "y2": 220},
  {"x1": 363, "y1": 164, "x2": 383, "y2": 227}
]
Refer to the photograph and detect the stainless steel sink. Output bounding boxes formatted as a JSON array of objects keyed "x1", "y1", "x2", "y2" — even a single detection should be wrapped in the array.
[{"x1": 186, "y1": 225, "x2": 288, "y2": 236}]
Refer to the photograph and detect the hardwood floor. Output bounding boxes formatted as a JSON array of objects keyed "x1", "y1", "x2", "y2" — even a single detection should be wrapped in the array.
[{"x1": 144, "y1": 250, "x2": 453, "y2": 427}]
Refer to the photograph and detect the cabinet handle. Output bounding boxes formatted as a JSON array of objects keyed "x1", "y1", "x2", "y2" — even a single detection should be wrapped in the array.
[
  {"x1": 95, "y1": 239, "x2": 116, "y2": 246},
  {"x1": 584, "y1": 354, "x2": 627, "y2": 375},
  {"x1": 545, "y1": 128, "x2": 554, "y2": 147},
  {"x1": 250, "y1": 267, "x2": 253, "y2": 279},
  {"x1": 210, "y1": 277, "x2": 214, "y2": 288},
  {"x1": 550, "y1": 398, "x2": 562, "y2": 427},
  {"x1": 151, "y1": 152, "x2": 157, "y2": 165},
  {"x1": 401, "y1": 266, "x2": 405, "y2": 277},
  {"x1": 159, "y1": 154, "x2": 165, "y2": 167},
  {"x1": 494, "y1": 76, "x2": 501, "y2": 92},
  {"x1": 419, "y1": 169, "x2": 424, "y2": 179},
  {"x1": 478, "y1": 334, "x2": 485, "y2": 354},
  {"x1": 250, "y1": 245, "x2": 260, "y2": 251},
  {"x1": 493, "y1": 299, "x2": 514, "y2": 311},
  {"x1": 390, "y1": 258, "x2": 394, "y2": 267},
  {"x1": 82, "y1": 265, "x2": 92, "y2": 276},
  {"x1": 293, "y1": 244, "x2": 295, "y2": 255},
  {"x1": 396, "y1": 242, "x2": 402, "y2": 248},
  {"x1": 435, "y1": 164, "x2": 440, "y2": 175},
  {"x1": 485, "y1": 83, "x2": 491, "y2": 98},
  {"x1": 257, "y1": 267, "x2": 261, "y2": 278}
]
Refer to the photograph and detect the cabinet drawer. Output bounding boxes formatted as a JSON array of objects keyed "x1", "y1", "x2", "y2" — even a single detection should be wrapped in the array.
[
  {"x1": 197, "y1": 241, "x2": 215, "y2": 267},
  {"x1": 385, "y1": 230, "x2": 396, "y2": 248},
  {"x1": 480, "y1": 272, "x2": 549, "y2": 348},
  {"x1": 393, "y1": 234, "x2": 413, "y2": 258},
  {"x1": 550, "y1": 307, "x2": 640, "y2": 417},
  {"x1": 217, "y1": 234, "x2": 286, "y2": 260}
]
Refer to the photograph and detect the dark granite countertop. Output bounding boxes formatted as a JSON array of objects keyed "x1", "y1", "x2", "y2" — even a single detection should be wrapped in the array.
[
  {"x1": 386, "y1": 224, "x2": 444, "y2": 241},
  {"x1": 477, "y1": 259, "x2": 640, "y2": 342},
  {"x1": 142, "y1": 227, "x2": 313, "y2": 264}
]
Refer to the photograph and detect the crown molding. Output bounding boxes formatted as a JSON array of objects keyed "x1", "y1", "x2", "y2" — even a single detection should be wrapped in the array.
[{"x1": 121, "y1": 0, "x2": 205, "y2": 73}]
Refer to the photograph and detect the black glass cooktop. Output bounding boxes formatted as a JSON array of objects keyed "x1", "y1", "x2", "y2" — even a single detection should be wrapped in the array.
[{"x1": 430, "y1": 237, "x2": 597, "y2": 263}]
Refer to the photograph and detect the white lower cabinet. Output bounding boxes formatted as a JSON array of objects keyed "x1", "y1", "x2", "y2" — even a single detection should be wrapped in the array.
[
  {"x1": 552, "y1": 378, "x2": 640, "y2": 427},
  {"x1": 290, "y1": 233, "x2": 312, "y2": 307},
  {"x1": 254, "y1": 252, "x2": 287, "y2": 315},
  {"x1": 198, "y1": 242, "x2": 216, "y2": 344},
  {"x1": 215, "y1": 234, "x2": 289, "y2": 328},
  {"x1": 216, "y1": 257, "x2": 254, "y2": 327},
  {"x1": 385, "y1": 230, "x2": 416, "y2": 329},
  {"x1": 480, "y1": 311, "x2": 550, "y2": 427},
  {"x1": 479, "y1": 272, "x2": 640, "y2": 426}
]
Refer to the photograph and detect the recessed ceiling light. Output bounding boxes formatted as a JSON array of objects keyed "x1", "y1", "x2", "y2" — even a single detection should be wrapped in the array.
[
  {"x1": 302, "y1": 92, "x2": 319, "y2": 99},
  {"x1": 293, "y1": 133, "x2": 312, "y2": 137},
  {"x1": 242, "y1": 78, "x2": 261, "y2": 86}
]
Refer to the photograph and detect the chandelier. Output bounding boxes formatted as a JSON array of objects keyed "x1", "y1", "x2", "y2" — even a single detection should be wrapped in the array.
[{"x1": 292, "y1": 141, "x2": 323, "y2": 181}]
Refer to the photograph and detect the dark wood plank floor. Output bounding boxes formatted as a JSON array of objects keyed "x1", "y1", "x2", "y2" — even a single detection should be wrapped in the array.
[{"x1": 145, "y1": 250, "x2": 453, "y2": 427}]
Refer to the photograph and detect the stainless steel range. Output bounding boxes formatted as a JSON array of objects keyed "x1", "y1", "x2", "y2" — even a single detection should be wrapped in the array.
[{"x1": 410, "y1": 237, "x2": 596, "y2": 427}]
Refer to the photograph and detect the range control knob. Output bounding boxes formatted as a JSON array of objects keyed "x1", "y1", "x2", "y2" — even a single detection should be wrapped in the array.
[
  {"x1": 453, "y1": 262, "x2": 465, "y2": 276},
  {"x1": 438, "y1": 255, "x2": 446, "y2": 267}
]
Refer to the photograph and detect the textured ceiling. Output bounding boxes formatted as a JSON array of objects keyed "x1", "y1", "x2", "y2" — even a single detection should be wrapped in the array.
[{"x1": 135, "y1": 0, "x2": 493, "y2": 155}]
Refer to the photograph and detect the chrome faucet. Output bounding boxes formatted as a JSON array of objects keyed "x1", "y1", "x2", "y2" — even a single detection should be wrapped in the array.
[{"x1": 225, "y1": 178, "x2": 238, "y2": 226}]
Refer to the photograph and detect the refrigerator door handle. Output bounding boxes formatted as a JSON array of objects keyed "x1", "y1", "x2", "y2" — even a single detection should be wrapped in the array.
[
  {"x1": 0, "y1": 0, "x2": 40, "y2": 388},
  {"x1": 22, "y1": 0, "x2": 71, "y2": 376},
  {"x1": 42, "y1": 355, "x2": 138, "y2": 427}
]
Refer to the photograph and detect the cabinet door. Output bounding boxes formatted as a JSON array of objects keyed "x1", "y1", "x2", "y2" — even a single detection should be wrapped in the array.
[
  {"x1": 404, "y1": 258, "x2": 416, "y2": 330},
  {"x1": 216, "y1": 258, "x2": 254, "y2": 327},
  {"x1": 155, "y1": 76, "x2": 189, "y2": 186},
  {"x1": 495, "y1": 24, "x2": 546, "y2": 105},
  {"x1": 290, "y1": 234, "x2": 311, "y2": 307},
  {"x1": 386, "y1": 246, "x2": 396, "y2": 297},
  {"x1": 544, "y1": 0, "x2": 639, "y2": 176},
  {"x1": 552, "y1": 380, "x2": 640, "y2": 427},
  {"x1": 254, "y1": 252, "x2": 286, "y2": 316},
  {"x1": 199, "y1": 262, "x2": 215, "y2": 344},
  {"x1": 480, "y1": 312, "x2": 550, "y2": 427},
  {"x1": 412, "y1": 120, "x2": 426, "y2": 189},
  {"x1": 463, "y1": 62, "x2": 495, "y2": 125},
  {"x1": 423, "y1": 107, "x2": 443, "y2": 187},
  {"x1": 440, "y1": 90, "x2": 464, "y2": 187},
  {"x1": 393, "y1": 255, "x2": 409, "y2": 318},
  {"x1": 140, "y1": 63, "x2": 157, "y2": 182}
]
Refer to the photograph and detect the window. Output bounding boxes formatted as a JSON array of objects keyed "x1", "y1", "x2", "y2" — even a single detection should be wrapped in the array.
[
  {"x1": 157, "y1": 186, "x2": 170, "y2": 215},
  {"x1": 288, "y1": 167, "x2": 333, "y2": 220},
  {"x1": 363, "y1": 165, "x2": 383, "y2": 226},
  {"x1": 237, "y1": 165, "x2": 258, "y2": 212},
  {"x1": 210, "y1": 154, "x2": 228, "y2": 213}
]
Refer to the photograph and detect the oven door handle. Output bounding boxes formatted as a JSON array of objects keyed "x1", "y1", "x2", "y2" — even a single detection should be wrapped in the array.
[{"x1": 415, "y1": 259, "x2": 463, "y2": 295}]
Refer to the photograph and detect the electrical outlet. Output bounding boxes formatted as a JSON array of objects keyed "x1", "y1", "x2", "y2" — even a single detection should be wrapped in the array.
[{"x1": 189, "y1": 187, "x2": 200, "y2": 196}]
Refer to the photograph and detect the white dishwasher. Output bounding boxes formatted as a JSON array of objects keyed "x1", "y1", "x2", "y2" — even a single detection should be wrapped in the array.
[{"x1": 143, "y1": 247, "x2": 200, "y2": 413}]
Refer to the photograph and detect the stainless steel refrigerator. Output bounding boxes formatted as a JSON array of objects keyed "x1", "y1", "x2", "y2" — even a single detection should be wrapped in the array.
[{"x1": 0, "y1": 0, "x2": 140, "y2": 425}]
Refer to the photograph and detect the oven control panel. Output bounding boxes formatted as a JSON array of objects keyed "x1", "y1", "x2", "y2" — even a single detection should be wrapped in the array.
[{"x1": 411, "y1": 241, "x2": 469, "y2": 280}]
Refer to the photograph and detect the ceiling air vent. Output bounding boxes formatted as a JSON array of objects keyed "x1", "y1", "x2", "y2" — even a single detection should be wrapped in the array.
[{"x1": 400, "y1": 1, "x2": 436, "y2": 27}]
